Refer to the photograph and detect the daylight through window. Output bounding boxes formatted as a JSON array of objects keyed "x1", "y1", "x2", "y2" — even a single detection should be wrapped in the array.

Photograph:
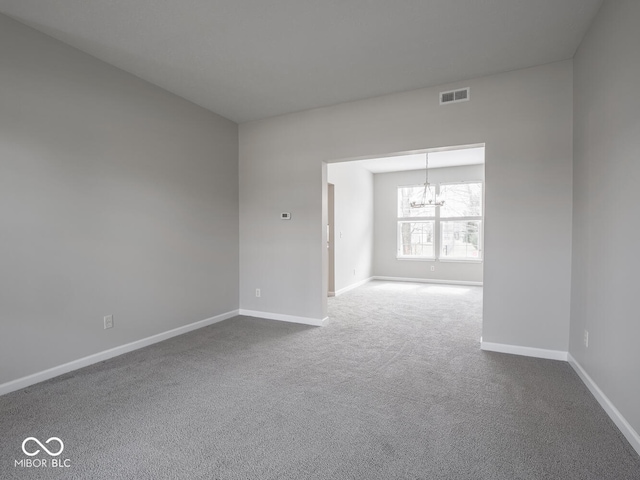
[{"x1": 397, "y1": 182, "x2": 483, "y2": 261}]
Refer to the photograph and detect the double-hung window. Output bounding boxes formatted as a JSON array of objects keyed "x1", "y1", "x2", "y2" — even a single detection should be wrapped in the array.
[
  {"x1": 439, "y1": 182, "x2": 482, "y2": 260},
  {"x1": 397, "y1": 182, "x2": 483, "y2": 261},
  {"x1": 397, "y1": 186, "x2": 436, "y2": 259}
]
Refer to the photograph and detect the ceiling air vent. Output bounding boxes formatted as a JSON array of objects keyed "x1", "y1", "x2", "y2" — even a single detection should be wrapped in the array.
[{"x1": 440, "y1": 87, "x2": 470, "y2": 105}]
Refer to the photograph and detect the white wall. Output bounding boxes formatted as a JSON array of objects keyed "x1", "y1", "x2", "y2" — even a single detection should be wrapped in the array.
[
  {"x1": 240, "y1": 60, "x2": 573, "y2": 351},
  {"x1": 571, "y1": 0, "x2": 640, "y2": 438},
  {"x1": 0, "y1": 15, "x2": 239, "y2": 385},
  {"x1": 327, "y1": 163, "x2": 374, "y2": 293},
  {"x1": 374, "y1": 165, "x2": 484, "y2": 283}
]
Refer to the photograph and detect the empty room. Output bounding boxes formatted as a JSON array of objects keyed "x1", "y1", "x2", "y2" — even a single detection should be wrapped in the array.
[{"x1": 1, "y1": 1, "x2": 639, "y2": 479}]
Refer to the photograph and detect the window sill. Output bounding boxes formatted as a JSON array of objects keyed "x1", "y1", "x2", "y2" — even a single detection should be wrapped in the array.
[
  {"x1": 395, "y1": 257, "x2": 483, "y2": 263},
  {"x1": 439, "y1": 258, "x2": 483, "y2": 264},
  {"x1": 396, "y1": 257, "x2": 435, "y2": 262}
]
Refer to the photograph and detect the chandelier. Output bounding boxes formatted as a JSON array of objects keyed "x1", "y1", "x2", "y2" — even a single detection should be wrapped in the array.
[{"x1": 410, "y1": 153, "x2": 444, "y2": 208}]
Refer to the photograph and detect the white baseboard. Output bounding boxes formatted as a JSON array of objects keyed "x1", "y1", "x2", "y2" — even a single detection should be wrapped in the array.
[
  {"x1": 480, "y1": 339, "x2": 568, "y2": 361},
  {"x1": 480, "y1": 343, "x2": 639, "y2": 455},
  {"x1": 568, "y1": 354, "x2": 640, "y2": 456},
  {"x1": 373, "y1": 276, "x2": 483, "y2": 286},
  {"x1": 238, "y1": 309, "x2": 325, "y2": 327},
  {"x1": 0, "y1": 309, "x2": 239, "y2": 397},
  {"x1": 334, "y1": 277, "x2": 373, "y2": 297}
]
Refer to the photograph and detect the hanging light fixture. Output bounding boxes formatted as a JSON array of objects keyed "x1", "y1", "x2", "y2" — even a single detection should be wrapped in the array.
[{"x1": 410, "y1": 153, "x2": 445, "y2": 208}]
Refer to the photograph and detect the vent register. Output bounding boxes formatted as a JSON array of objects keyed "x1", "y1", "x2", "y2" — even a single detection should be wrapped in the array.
[{"x1": 440, "y1": 87, "x2": 470, "y2": 105}]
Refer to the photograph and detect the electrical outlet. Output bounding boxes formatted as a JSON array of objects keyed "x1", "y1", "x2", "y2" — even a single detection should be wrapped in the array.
[
  {"x1": 430, "y1": 265, "x2": 435, "y2": 272},
  {"x1": 584, "y1": 330, "x2": 589, "y2": 347},
  {"x1": 353, "y1": 269, "x2": 356, "y2": 276},
  {"x1": 104, "y1": 315, "x2": 114, "y2": 330},
  {"x1": 255, "y1": 288, "x2": 261, "y2": 298}
]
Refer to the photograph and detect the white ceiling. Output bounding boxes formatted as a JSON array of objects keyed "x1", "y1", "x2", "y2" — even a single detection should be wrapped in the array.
[
  {"x1": 0, "y1": 0, "x2": 602, "y2": 123},
  {"x1": 352, "y1": 147, "x2": 485, "y2": 174}
]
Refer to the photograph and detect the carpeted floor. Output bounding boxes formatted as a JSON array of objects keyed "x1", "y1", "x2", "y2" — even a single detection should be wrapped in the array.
[{"x1": 1, "y1": 281, "x2": 639, "y2": 479}]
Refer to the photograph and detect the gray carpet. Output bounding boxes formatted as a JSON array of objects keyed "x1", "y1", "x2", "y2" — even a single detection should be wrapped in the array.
[{"x1": 1, "y1": 281, "x2": 639, "y2": 479}]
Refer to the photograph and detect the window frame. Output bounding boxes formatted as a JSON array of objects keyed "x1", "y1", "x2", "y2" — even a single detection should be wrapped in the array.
[
  {"x1": 439, "y1": 219, "x2": 483, "y2": 262},
  {"x1": 396, "y1": 180, "x2": 484, "y2": 262},
  {"x1": 397, "y1": 220, "x2": 436, "y2": 260}
]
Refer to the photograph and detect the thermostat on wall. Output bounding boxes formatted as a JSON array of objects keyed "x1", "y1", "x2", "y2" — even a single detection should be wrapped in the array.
[{"x1": 281, "y1": 212, "x2": 291, "y2": 220}]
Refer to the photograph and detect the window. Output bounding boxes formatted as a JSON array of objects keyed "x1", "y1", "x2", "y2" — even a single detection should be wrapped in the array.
[
  {"x1": 397, "y1": 182, "x2": 483, "y2": 261},
  {"x1": 440, "y1": 183, "x2": 482, "y2": 218},
  {"x1": 440, "y1": 220, "x2": 481, "y2": 259},
  {"x1": 398, "y1": 221, "x2": 435, "y2": 258},
  {"x1": 397, "y1": 186, "x2": 436, "y2": 259},
  {"x1": 440, "y1": 182, "x2": 482, "y2": 260}
]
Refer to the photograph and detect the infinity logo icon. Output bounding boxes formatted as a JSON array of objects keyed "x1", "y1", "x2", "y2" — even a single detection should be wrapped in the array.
[{"x1": 21, "y1": 437, "x2": 64, "y2": 457}]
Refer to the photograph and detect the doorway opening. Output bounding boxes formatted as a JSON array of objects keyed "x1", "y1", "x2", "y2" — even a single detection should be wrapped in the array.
[{"x1": 324, "y1": 143, "x2": 485, "y2": 329}]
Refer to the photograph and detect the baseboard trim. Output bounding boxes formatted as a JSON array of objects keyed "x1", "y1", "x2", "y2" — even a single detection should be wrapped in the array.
[
  {"x1": 238, "y1": 309, "x2": 325, "y2": 327},
  {"x1": 334, "y1": 277, "x2": 373, "y2": 297},
  {"x1": 0, "y1": 309, "x2": 239, "y2": 397},
  {"x1": 328, "y1": 291, "x2": 335, "y2": 297},
  {"x1": 568, "y1": 354, "x2": 640, "y2": 456},
  {"x1": 373, "y1": 276, "x2": 483, "y2": 286},
  {"x1": 480, "y1": 339, "x2": 568, "y2": 361}
]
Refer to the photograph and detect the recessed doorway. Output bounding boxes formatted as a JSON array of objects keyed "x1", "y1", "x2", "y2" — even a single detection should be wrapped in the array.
[{"x1": 325, "y1": 143, "x2": 485, "y2": 330}]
